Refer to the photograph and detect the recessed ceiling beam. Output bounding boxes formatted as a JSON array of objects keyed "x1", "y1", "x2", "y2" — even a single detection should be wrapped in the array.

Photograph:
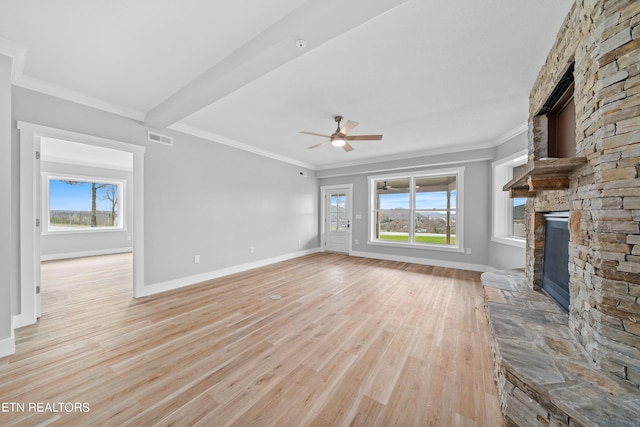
[{"x1": 144, "y1": 0, "x2": 408, "y2": 130}]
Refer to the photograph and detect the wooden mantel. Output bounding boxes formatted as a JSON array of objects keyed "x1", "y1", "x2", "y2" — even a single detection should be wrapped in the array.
[{"x1": 503, "y1": 157, "x2": 587, "y2": 197}]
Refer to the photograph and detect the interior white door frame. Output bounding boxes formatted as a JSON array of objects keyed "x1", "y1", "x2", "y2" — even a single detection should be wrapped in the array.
[
  {"x1": 15, "y1": 121, "x2": 146, "y2": 328},
  {"x1": 320, "y1": 184, "x2": 353, "y2": 254}
]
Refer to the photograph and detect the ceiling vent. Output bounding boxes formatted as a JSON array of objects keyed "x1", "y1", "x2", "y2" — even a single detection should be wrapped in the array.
[{"x1": 147, "y1": 131, "x2": 173, "y2": 146}]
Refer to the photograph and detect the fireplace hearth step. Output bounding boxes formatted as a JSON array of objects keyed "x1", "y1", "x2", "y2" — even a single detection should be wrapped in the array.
[
  {"x1": 482, "y1": 270, "x2": 640, "y2": 427},
  {"x1": 479, "y1": 269, "x2": 527, "y2": 291}
]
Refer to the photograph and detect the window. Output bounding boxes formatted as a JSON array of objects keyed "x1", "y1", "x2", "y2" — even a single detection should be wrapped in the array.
[
  {"x1": 44, "y1": 175, "x2": 125, "y2": 233},
  {"x1": 512, "y1": 196, "x2": 526, "y2": 238},
  {"x1": 329, "y1": 193, "x2": 347, "y2": 232},
  {"x1": 511, "y1": 161, "x2": 527, "y2": 239},
  {"x1": 492, "y1": 150, "x2": 527, "y2": 247},
  {"x1": 369, "y1": 168, "x2": 463, "y2": 251}
]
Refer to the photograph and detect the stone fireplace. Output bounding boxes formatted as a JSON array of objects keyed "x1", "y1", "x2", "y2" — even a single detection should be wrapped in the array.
[
  {"x1": 525, "y1": 0, "x2": 640, "y2": 389},
  {"x1": 484, "y1": 1, "x2": 640, "y2": 425}
]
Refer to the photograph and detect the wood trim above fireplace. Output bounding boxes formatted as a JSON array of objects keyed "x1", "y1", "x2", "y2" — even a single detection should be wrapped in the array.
[{"x1": 502, "y1": 156, "x2": 586, "y2": 196}]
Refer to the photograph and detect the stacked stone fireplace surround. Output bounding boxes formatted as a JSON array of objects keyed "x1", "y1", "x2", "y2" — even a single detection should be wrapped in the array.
[{"x1": 484, "y1": 1, "x2": 640, "y2": 426}]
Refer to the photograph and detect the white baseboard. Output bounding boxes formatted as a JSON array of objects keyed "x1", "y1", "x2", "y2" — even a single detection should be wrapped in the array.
[
  {"x1": 138, "y1": 248, "x2": 321, "y2": 297},
  {"x1": 12, "y1": 312, "x2": 36, "y2": 329},
  {"x1": 41, "y1": 247, "x2": 133, "y2": 261},
  {"x1": 348, "y1": 250, "x2": 494, "y2": 273},
  {"x1": 0, "y1": 331, "x2": 15, "y2": 358}
]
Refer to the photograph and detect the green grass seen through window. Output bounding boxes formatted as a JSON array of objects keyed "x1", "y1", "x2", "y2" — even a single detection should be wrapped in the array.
[{"x1": 378, "y1": 234, "x2": 456, "y2": 244}]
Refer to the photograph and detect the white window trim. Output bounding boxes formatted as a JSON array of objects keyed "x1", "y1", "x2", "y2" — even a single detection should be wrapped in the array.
[
  {"x1": 491, "y1": 150, "x2": 527, "y2": 248},
  {"x1": 42, "y1": 172, "x2": 126, "y2": 235},
  {"x1": 368, "y1": 166, "x2": 464, "y2": 253}
]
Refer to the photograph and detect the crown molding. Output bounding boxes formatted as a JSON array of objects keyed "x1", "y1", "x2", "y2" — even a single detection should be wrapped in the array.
[
  {"x1": 169, "y1": 123, "x2": 316, "y2": 171},
  {"x1": 315, "y1": 139, "x2": 497, "y2": 171},
  {"x1": 0, "y1": 37, "x2": 27, "y2": 82},
  {"x1": 1, "y1": 36, "x2": 144, "y2": 121},
  {"x1": 314, "y1": 123, "x2": 529, "y2": 172},
  {"x1": 14, "y1": 75, "x2": 145, "y2": 121},
  {"x1": 493, "y1": 123, "x2": 528, "y2": 146}
]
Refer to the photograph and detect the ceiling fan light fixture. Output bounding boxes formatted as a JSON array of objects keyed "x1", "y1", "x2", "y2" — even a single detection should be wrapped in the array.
[
  {"x1": 302, "y1": 116, "x2": 382, "y2": 152},
  {"x1": 331, "y1": 137, "x2": 346, "y2": 147}
]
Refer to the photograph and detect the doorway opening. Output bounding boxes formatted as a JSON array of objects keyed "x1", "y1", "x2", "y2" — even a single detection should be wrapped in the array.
[
  {"x1": 17, "y1": 121, "x2": 145, "y2": 328},
  {"x1": 38, "y1": 137, "x2": 135, "y2": 318}
]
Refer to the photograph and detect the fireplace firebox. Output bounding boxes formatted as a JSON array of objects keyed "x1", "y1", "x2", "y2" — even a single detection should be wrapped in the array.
[{"x1": 542, "y1": 212, "x2": 570, "y2": 312}]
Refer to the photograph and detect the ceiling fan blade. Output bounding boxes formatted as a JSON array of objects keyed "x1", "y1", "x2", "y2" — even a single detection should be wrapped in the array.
[
  {"x1": 346, "y1": 134, "x2": 383, "y2": 141},
  {"x1": 339, "y1": 120, "x2": 359, "y2": 135},
  {"x1": 308, "y1": 140, "x2": 331, "y2": 149},
  {"x1": 342, "y1": 142, "x2": 354, "y2": 152},
  {"x1": 300, "y1": 131, "x2": 332, "y2": 138}
]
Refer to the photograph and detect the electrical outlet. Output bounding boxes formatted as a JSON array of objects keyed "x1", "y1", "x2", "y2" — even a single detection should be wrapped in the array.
[
  {"x1": 355, "y1": 239, "x2": 359, "y2": 244},
  {"x1": 250, "y1": 246, "x2": 254, "y2": 254},
  {"x1": 194, "y1": 255, "x2": 200, "y2": 263},
  {"x1": 465, "y1": 248, "x2": 471, "y2": 254}
]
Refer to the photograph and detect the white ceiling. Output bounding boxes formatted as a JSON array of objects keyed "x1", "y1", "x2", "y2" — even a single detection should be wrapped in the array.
[{"x1": 1, "y1": 0, "x2": 574, "y2": 170}]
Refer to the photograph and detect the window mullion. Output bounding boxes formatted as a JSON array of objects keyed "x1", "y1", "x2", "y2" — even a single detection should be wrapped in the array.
[
  {"x1": 446, "y1": 187, "x2": 451, "y2": 245},
  {"x1": 410, "y1": 176, "x2": 415, "y2": 243},
  {"x1": 374, "y1": 188, "x2": 380, "y2": 240}
]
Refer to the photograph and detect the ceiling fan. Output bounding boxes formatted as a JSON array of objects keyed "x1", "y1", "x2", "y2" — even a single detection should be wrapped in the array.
[
  {"x1": 380, "y1": 181, "x2": 411, "y2": 191},
  {"x1": 300, "y1": 116, "x2": 383, "y2": 152}
]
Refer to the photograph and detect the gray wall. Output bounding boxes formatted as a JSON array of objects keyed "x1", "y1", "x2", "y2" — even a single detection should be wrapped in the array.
[
  {"x1": 488, "y1": 234, "x2": 526, "y2": 270},
  {"x1": 488, "y1": 131, "x2": 527, "y2": 270},
  {"x1": 40, "y1": 161, "x2": 134, "y2": 259},
  {"x1": 142, "y1": 129, "x2": 319, "y2": 285},
  {"x1": 495, "y1": 130, "x2": 528, "y2": 160},
  {"x1": 317, "y1": 148, "x2": 495, "y2": 270},
  {"x1": 10, "y1": 86, "x2": 319, "y2": 303},
  {"x1": 1, "y1": 55, "x2": 13, "y2": 351}
]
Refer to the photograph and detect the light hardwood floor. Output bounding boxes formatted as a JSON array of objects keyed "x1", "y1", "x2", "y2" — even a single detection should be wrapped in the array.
[{"x1": 0, "y1": 252, "x2": 504, "y2": 427}]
